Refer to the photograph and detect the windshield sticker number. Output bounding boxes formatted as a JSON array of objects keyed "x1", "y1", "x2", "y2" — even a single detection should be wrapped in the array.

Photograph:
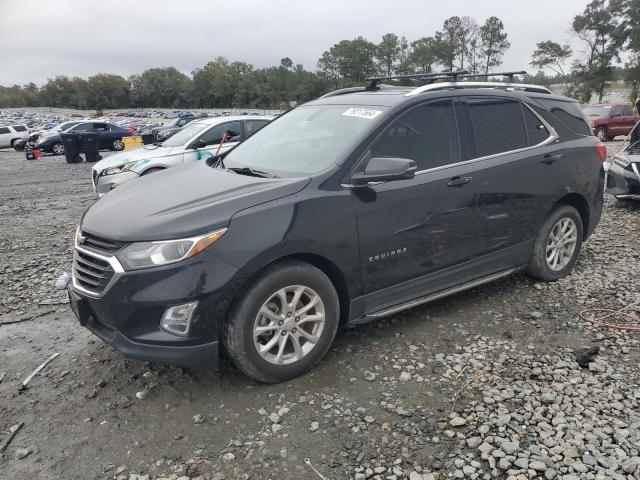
[{"x1": 342, "y1": 108, "x2": 382, "y2": 119}]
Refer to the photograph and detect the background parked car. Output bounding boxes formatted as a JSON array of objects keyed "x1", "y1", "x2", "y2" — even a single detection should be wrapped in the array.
[
  {"x1": 0, "y1": 125, "x2": 29, "y2": 149},
  {"x1": 92, "y1": 115, "x2": 271, "y2": 196},
  {"x1": 36, "y1": 122, "x2": 132, "y2": 155},
  {"x1": 584, "y1": 103, "x2": 639, "y2": 141},
  {"x1": 152, "y1": 115, "x2": 197, "y2": 141}
]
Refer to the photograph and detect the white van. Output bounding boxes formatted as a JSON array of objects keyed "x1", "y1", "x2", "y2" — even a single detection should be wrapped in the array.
[{"x1": 0, "y1": 125, "x2": 29, "y2": 149}]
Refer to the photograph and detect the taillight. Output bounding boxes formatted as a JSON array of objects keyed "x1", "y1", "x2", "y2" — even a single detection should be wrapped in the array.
[{"x1": 594, "y1": 143, "x2": 607, "y2": 162}]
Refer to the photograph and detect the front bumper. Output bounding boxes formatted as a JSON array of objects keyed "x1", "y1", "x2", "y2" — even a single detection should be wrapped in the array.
[
  {"x1": 69, "y1": 246, "x2": 239, "y2": 370},
  {"x1": 94, "y1": 170, "x2": 139, "y2": 197},
  {"x1": 606, "y1": 161, "x2": 640, "y2": 198}
]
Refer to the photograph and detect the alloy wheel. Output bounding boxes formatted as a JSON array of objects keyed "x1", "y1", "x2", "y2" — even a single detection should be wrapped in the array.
[
  {"x1": 52, "y1": 143, "x2": 64, "y2": 155},
  {"x1": 546, "y1": 217, "x2": 578, "y2": 271},
  {"x1": 253, "y1": 285, "x2": 325, "y2": 365},
  {"x1": 113, "y1": 139, "x2": 124, "y2": 150}
]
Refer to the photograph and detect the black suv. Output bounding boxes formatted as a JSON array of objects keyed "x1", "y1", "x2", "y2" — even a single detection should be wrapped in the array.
[{"x1": 68, "y1": 72, "x2": 605, "y2": 383}]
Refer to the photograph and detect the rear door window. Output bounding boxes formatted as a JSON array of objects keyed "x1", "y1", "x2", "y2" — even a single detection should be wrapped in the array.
[
  {"x1": 468, "y1": 98, "x2": 528, "y2": 157},
  {"x1": 245, "y1": 120, "x2": 269, "y2": 137},
  {"x1": 13, "y1": 126, "x2": 27, "y2": 132},
  {"x1": 611, "y1": 105, "x2": 623, "y2": 117},
  {"x1": 535, "y1": 98, "x2": 592, "y2": 136},
  {"x1": 369, "y1": 100, "x2": 460, "y2": 171},
  {"x1": 622, "y1": 105, "x2": 634, "y2": 116},
  {"x1": 522, "y1": 106, "x2": 551, "y2": 146}
]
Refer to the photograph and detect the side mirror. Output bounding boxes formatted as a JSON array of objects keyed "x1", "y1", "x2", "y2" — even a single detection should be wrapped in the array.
[
  {"x1": 351, "y1": 157, "x2": 417, "y2": 185},
  {"x1": 193, "y1": 139, "x2": 206, "y2": 149}
]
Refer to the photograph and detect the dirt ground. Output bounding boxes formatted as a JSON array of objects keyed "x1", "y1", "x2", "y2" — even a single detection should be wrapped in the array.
[{"x1": 0, "y1": 146, "x2": 638, "y2": 480}]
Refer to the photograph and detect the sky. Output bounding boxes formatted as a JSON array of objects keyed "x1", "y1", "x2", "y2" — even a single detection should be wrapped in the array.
[{"x1": 0, "y1": 0, "x2": 593, "y2": 86}]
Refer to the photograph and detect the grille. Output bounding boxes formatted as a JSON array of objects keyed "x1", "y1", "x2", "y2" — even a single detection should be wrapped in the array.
[
  {"x1": 73, "y1": 250, "x2": 114, "y2": 295},
  {"x1": 80, "y1": 232, "x2": 126, "y2": 254}
]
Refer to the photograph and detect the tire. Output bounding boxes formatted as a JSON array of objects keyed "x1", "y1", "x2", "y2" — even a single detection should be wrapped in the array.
[
  {"x1": 112, "y1": 139, "x2": 124, "y2": 151},
  {"x1": 595, "y1": 127, "x2": 608, "y2": 142},
  {"x1": 224, "y1": 260, "x2": 340, "y2": 383},
  {"x1": 526, "y1": 205, "x2": 583, "y2": 282},
  {"x1": 51, "y1": 142, "x2": 64, "y2": 155}
]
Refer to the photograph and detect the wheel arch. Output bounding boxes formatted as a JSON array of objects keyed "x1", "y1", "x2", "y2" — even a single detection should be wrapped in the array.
[
  {"x1": 222, "y1": 252, "x2": 351, "y2": 335},
  {"x1": 552, "y1": 193, "x2": 590, "y2": 239}
]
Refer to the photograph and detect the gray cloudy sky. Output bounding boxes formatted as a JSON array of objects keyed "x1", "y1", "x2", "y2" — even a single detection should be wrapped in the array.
[{"x1": 0, "y1": 0, "x2": 591, "y2": 86}]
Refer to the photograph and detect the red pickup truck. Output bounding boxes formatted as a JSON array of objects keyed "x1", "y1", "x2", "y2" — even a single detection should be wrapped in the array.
[{"x1": 583, "y1": 103, "x2": 640, "y2": 141}]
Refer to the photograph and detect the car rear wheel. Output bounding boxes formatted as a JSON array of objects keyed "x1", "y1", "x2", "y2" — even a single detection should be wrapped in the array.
[
  {"x1": 526, "y1": 205, "x2": 583, "y2": 281},
  {"x1": 224, "y1": 260, "x2": 339, "y2": 383},
  {"x1": 112, "y1": 139, "x2": 124, "y2": 151},
  {"x1": 52, "y1": 142, "x2": 64, "y2": 155},
  {"x1": 595, "y1": 127, "x2": 608, "y2": 142}
]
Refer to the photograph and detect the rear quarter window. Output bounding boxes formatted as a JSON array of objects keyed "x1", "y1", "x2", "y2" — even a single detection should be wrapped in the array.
[
  {"x1": 535, "y1": 98, "x2": 592, "y2": 136},
  {"x1": 13, "y1": 125, "x2": 27, "y2": 132},
  {"x1": 0, "y1": 127, "x2": 10, "y2": 134}
]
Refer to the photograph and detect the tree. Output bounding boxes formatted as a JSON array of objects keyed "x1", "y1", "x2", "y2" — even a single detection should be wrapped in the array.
[
  {"x1": 458, "y1": 17, "x2": 479, "y2": 70},
  {"x1": 530, "y1": 41, "x2": 573, "y2": 76},
  {"x1": 435, "y1": 16, "x2": 463, "y2": 71},
  {"x1": 85, "y1": 74, "x2": 129, "y2": 109},
  {"x1": 612, "y1": 0, "x2": 640, "y2": 102},
  {"x1": 572, "y1": 0, "x2": 624, "y2": 102},
  {"x1": 404, "y1": 37, "x2": 438, "y2": 73},
  {"x1": 317, "y1": 37, "x2": 377, "y2": 84},
  {"x1": 129, "y1": 67, "x2": 191, "y2": 108},
  {"x1": 376, "y1": 33, "x2": 402, "y2": 76},
  {"x1": 479, "y1": 17, "x2": 510, "y2": 74}
]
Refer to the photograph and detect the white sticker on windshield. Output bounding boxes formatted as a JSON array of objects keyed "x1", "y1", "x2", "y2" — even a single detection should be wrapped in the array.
[{"x1": 342, "y1": 107, "x2": 382, "y2": 119}]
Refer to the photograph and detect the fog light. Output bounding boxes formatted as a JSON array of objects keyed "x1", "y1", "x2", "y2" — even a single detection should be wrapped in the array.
[{"x1": 160, "y1": 302, "x2": 198, "y2": 336}]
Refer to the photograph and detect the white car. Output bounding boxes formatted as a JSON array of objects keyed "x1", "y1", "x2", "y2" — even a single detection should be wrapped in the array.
[
  {"x1": 92, "y1": 115, "x2": 271, "y2": 197},
  {"x1": 0, "y1": 125, "x2": 29, "y2": 149}
]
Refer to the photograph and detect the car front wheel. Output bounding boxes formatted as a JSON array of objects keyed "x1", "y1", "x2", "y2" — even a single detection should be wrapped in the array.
[
  {"x1": 52, "y1": 142, "x2": 64, "y2": 155},
  {"x1": 112, "y1": 139, "x2": 124, "y2": 150},
  {"x1": 224, "y1": 261, "x2": 339, "y2": 383},
  {"x1": 595, "y1": 127, "x2": 608, "y2": 142},
  {"x1": 526, "y1": 205, "x2": 583, "y2": 281}
]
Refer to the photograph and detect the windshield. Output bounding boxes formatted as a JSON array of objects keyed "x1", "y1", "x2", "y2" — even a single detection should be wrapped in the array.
[
  {"x1": 161, "y1": 122, "x2": 209, "y2": 147},
  {"x1": 224, "y1": 104, "x2": 387, "y2": 176},
  {"x1": 583, "y1": 105, "x2": 612, "y2": 116}
]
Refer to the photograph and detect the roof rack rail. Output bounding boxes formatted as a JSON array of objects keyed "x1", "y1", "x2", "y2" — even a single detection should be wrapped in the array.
[
  {"x1": 459, "y1": 70, "x2": 528, "y2": 82},
  {"x1": 405, "y1": 81, "x2": 552, "y2": 97},
  {"x1": 365, "y1": 70, "x2": 469, "y2": 90}
]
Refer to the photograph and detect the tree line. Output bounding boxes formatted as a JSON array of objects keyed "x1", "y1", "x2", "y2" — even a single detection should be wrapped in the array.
[{"x1": 1, "y1": 1, "x2": 637, "y2": 110}]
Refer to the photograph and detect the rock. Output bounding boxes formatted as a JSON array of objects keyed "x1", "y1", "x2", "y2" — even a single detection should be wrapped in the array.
[
  {"x1": 15, "y1": 447, "x2": 30, "y2": 459},
  {"x1": 399, "y1": 371, "x2": 411, "y2": 382},
  {"x1": 222, "y1": 452, "x2": 235, "y2": 463},
  {"x1": 529, "y1": 461, "x2": 546, "y2": 471},
  {"x1": 450, "y1": 416, "x2": 466, "y2": 427},
  {"x1": 192, "y1": 414, "x2": 204, "y2": 424},
  {"x1": 310, "y1": 421, "x2": 319, "y2": 432},
  {"x1": 268, "y1": 412, "x2": 281, "y2": 423}
]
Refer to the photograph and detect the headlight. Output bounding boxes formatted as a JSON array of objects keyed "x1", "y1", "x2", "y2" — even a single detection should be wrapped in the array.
[
  {"x1": 102, "y1": 163, "x2": 134, "y2": 176},
  {"x1": 116, "y1": 228, "x2": 227, "y2": 270}
]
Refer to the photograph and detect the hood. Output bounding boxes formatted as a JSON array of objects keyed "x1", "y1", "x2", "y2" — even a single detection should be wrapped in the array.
[
  {"x1": 81, "y1": 162, "x2": 311, "y2": 241},
  {"x1": 93, "y1": 145, "x2": 181, "y2": 171}
]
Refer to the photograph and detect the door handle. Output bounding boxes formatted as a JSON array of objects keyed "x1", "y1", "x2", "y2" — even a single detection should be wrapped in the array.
[
  {"x1": 541, "y1": 153, "x2": 564, "y2": 164},
  {"x1": 447, "y1": 176, "x2": 473, "y2": 187}
]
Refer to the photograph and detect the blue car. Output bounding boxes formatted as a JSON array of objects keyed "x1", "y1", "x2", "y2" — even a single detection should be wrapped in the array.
[{"x1": 36, "y1": 121, "x2": 132, "y2": 155}]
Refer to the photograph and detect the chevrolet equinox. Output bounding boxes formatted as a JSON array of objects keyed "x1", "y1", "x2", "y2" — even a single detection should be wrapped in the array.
[{"x1": 68, "y1": 74, "x2": 605, "y2": 383}]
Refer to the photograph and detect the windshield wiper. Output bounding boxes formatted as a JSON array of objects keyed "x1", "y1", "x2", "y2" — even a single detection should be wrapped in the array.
[{"x1": 227, "y1": 167, "x2": 277, "y2": 178}]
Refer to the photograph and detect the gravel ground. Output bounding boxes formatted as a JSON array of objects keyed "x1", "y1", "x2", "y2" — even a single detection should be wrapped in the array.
[{"x1": 0, "y1": 146, "x2": 638, "y2": 480}]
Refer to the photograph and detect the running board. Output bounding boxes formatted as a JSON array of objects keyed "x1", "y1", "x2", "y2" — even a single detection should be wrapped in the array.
[{"x1": 364, "y1": 267, "x2": 520, "y2": 319}]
